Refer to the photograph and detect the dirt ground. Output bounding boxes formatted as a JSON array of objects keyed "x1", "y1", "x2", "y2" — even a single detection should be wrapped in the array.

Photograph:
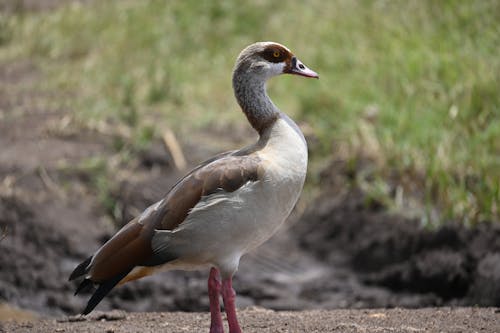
[
  {"x1": 3, "y1": 307, "x2": 500, "y2": 333},
  {"x1": 1, "y1": 1, "x2": 500, "y2": 330}
]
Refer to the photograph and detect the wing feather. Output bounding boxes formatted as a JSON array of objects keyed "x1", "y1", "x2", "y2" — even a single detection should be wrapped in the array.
[{"x1": 70, "y1": 151, "x2": 263, "y2": 313}]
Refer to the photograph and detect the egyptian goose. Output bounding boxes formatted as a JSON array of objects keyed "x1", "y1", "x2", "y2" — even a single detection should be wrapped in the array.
[{"x1": 70, "y1": 41, "x2": 318, "y2": 333}]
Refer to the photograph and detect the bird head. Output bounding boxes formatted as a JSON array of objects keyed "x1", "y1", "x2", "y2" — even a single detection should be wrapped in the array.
[{"x1": 234, "y1": 42, "x2": 319, "y2": 80}]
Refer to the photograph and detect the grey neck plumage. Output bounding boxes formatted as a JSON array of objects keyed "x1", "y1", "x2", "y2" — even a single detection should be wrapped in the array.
[{"x1": 232, "y1": 68, "x2": 279, "y2": 135}]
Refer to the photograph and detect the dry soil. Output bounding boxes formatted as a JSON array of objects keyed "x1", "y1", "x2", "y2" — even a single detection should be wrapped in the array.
[{"x1": 2, "y1": 307, "x2": 500, "y2": 333}]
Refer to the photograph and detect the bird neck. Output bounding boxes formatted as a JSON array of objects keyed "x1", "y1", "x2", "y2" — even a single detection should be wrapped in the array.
[{"x1": 232, "y1": 70, "x2": 279, "y2": 135}]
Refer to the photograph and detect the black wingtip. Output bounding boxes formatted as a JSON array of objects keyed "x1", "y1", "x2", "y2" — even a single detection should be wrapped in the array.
[
  {"x1": 82, "y1": 303, "x2": 94, "y2": 316},
  {"x1": 69, "y1": 256, "x2": 93, "y2": 281},
  {"x1": 81, "y1": 269, "x2": 131, "y2": 315},
  {"x1": 74, "y1": 278, "x2": 94, "y2": 296}
]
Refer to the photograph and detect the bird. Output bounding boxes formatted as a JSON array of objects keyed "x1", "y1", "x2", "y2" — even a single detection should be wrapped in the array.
[{"x1": 69, "y1": 41, "x2": 318, "y2": 333}]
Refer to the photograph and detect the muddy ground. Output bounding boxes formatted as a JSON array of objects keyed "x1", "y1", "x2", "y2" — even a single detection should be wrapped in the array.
[{"x1": 1, "y1": 1, "x2": 500, "y2": 329}]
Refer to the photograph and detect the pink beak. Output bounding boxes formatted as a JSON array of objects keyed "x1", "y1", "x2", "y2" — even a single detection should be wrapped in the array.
[{"x1": 288, "y1": 56, "x2": 319, "y2": 79}]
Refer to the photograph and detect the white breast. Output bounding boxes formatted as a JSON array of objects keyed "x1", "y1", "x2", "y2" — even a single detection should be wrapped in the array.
[{"x1": 258, "y1": 117, "x2": 308, "y2": 217}]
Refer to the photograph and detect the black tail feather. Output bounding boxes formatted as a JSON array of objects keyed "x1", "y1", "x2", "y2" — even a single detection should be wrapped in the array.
[
  {"x1": 82, "y1": 268, "x2": 132, "y2": 315},
  {"x1": 74, "y1": 278, "x2": 94, "y2": 296},
  {"x1": 69, "y1": 256, "x2": 92, "y2": 281}
]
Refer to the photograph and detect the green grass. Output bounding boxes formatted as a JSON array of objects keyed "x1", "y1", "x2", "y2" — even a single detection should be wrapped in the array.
[{"x1": 1, "y1": 0, "x2": 499, "y2": 225}]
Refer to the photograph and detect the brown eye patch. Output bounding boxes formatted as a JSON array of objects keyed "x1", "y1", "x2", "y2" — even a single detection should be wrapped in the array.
[{"x1": 260, "y1": 45, "x2": 290, "y2": 63}]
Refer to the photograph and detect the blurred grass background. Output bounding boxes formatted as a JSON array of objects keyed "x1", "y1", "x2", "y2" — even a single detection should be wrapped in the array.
[{"x1": 0, "y1": 0, "x2": 499, "y2": 225}]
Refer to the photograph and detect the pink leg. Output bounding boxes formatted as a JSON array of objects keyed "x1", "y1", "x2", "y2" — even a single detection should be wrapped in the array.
[
  {"x1": 208, "y1": 267, "x2": 224, "y2": 333},
  {"x1": 221, "y1": 276, "x2": 242, "y2": 333}
]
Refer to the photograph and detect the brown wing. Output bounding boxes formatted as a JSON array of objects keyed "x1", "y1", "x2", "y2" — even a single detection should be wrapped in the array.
[
  {"x1": 70, "y1": 152, "x2": 263, "y2": 314},
  {"x1": 91, "y1": 153, "x2": 263, "y2": 278},
  {"x1": 158, "y1": 153, "x2": 262, "y2": 230}
]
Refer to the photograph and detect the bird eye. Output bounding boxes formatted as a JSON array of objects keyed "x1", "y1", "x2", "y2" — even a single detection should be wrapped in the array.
[{"x1": 273, "y1": 51, "x2": 280, "y2": 58}]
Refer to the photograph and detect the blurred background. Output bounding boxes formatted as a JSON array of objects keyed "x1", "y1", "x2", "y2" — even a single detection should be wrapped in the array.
[{"x1": 0, "y1": 0, "x2": 499, "y2": 321}]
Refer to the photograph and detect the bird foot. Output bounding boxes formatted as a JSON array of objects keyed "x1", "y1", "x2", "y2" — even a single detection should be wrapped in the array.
[{"x1": 210, "y1": 323, "x2": 225, "y2": 333}]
